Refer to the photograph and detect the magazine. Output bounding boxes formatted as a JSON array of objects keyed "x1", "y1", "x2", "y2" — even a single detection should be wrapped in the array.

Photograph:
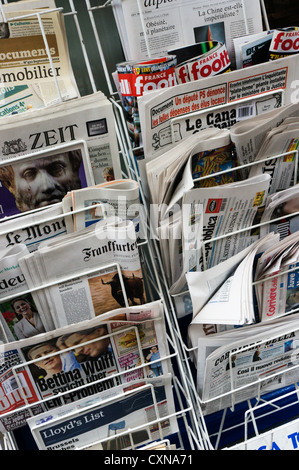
[
  {"x1": 0, "y1": 299, "x2": 171, "y2": 433},
  {"x1": 27, "y1": 374, "x2": 178, "y2": 451},
  {"x1": 18, "y1": 218, "x2": 147, "y2": 329}
]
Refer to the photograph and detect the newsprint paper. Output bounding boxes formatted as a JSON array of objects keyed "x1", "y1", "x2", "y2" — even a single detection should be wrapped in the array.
[
  {"x1": 0, "y1": 91, "x2": 121, "y2": 219},
  {"x1": 18, "y1": 218, "x2": 146, "y2": 329},
  {"x1": 0, "y1": 299, "x2": 171, "y2": 433},
  {"x1": 0, "y1": 0, "x2": 79, "y2": 113},
  {"x1": 27, "y1": 375, "x2": 177, "y2": 450},
  {"x1": 112, "y1": 0, "x2": 263, "y2": 66},
  {"x1": 196, "y1": 312, "x2": 299, "y2": 415},
  {"x1": 138, "y1": 55, "x2": 299, "y2": 161}
]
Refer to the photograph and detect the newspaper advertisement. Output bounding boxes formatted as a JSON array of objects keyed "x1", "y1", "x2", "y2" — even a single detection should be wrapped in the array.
[
  {"x1": 0, "y1": 4, "x2": 79, "y2": 112},
  {"x1": 138, "y1": 55, "x2": 299, "y2": 160},
  {"x1": 27, "y1": 375, "x2": 178, "y2": 451},
  {"x1": 199, "y1": 316, "x2": 299, "y2": 415},
  {"x1": 0, "y1": 91, "x2": 121, "y2": 218},
  {"x1": 112, "y1": 0, "x2": 263, "y2": 66},
  {"x1": 0, "y1": 299, "x2": 170, "y2": 433},
  {"x1": 19, "y1": 219, "x2": 147, "y2": 329}
]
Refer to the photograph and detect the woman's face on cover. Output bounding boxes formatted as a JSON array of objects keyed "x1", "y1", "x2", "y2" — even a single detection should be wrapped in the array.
[{"x1": 64, "y1": 328, "x2": 109, "y2": 357}]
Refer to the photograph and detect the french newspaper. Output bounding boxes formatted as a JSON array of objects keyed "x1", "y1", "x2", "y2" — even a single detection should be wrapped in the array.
[
  {"x1": 138, "y1": 55, "x2": 299, "y2": 160},
  {"x1": 0, "y1": 299, "x2": 171, "y2": 433}
]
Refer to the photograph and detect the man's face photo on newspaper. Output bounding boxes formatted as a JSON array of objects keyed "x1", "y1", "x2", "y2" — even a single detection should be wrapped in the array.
[{"x1": 0, "y1": 150, "x2": 83, "y2": 213}]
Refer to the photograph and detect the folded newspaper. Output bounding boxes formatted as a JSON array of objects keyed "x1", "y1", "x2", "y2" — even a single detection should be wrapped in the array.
[
  {"x1": 0, "y1": 299, "x2": 171, "y2": 433},
  {"x1": 18, "y1": 218, "x2": 147, "y2": 329},
  {"x1": 0, "y1": 91, "x2": 121, "y2": 219},
  {"x1": 0, "y1": 0, "x2": 79, "y2": 113},
  {"x1": 195, "y1": 312, "x2": 299, "y2": 415},
  {"x1": 111, "y1": 0, "x2": 263, "y2": 67},
  {"x1": 0, "y1": 243, "x2": 48, "y2": 343},
  {"x1": 26, "y1": 374, "x2": 177, "y2": 450},
  {"x1": 138, "y1": 55, "x2": 299, "y2": 161},
  {"x1": 62, "y1": 179, "x2": 142, "y2": 238}
]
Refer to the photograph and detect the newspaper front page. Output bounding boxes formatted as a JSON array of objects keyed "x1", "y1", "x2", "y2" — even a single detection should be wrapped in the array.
[
  {"x1": 27, "y1": 374, "x2": 177, "y2": 451},
  {"x1": 199, "y1": 315, "x2": 299, "y2": 414},
  {"x1": 138, "y1": 55, "x2": 299, "y2": 160},
  {"x1": 0, "y1": 300, "x2": 171, "y2": 433},
  {"x1": 0, "y1": 2, "x2": 79, "y2": 113}
]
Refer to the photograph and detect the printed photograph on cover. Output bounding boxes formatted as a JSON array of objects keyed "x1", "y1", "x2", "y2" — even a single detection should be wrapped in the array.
[
  {"x1": 89, "y1": 268, "x2": 146, "y2": 314},
  {"x1": 0, "y1": 142, "x2": 93, "y2": 219},
  {"x1": 0, "y1": 293, "x2": 46, "y2": 342},
  {"x1": 20, "y1": 323, "x2": 120, "y2": 403},
  {"x1": 194, "y1": 23, "x2": 225, "y2": 46}
]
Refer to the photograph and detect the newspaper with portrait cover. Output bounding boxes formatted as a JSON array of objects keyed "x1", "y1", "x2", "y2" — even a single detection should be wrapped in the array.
[
  {"x1": 111, "y1": 0, "x2": 263, "y2": 67},
  {"x1": 196, "y1": 312, "x2": 299, "y2": 415},
  {"x1": 26, "y1": 374, "x2": 177, "y2": 451},
  {"x1": 18, "y1": 218, "x2": 147, "y2": 329},
  {"x1": 0, "y1": 0, "x2": 79, "y2": 113},
  {"x1": 0, "y1": 243, "x2": 49, "y2": 343},
  {"x1": 0, "y1": 299, "x2": 171, "y2": 433},
  {"x1": 0, "y1": 91, "x2": 121, "y2": 219},
  {"x1": 64, "y1": 179, "x2": 143, "y2": 239},
  {"x1": 138, "y1": 55, "x2": 299, "y2": 161}
]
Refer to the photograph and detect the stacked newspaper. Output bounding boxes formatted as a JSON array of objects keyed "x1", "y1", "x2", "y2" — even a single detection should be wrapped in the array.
[
  {"x1": 249, "y1": 116, "x2": 299, "y2": 194},
  {"x1": 0, "y1": 299, "x2": 175, "y2": 434},
  {"x1": 138, "y1": 55, "x2": 299, "y2": 161},
  {"x1": 61, "y1": 179, "x2": 142, "y2": 238},
  {"x1": 26, "y1": 374, "x2": 177, "y2": 450},
  {"x1": 18, "y1": 218, "x2": 147, "y2": 329},
  {"x1": 260, "y1": 184, "x2": 299, "y2": 240},
  {"x1": 111, "y1": 0, "x2": 263, "y2": 67},
  {"x1": 233, "y1": 31, "x2": 274, "y2": 69},
  {"x1": 187, "y1": 233, "x2": 279, "y2": 335},
  {"x1": 0, "y1": 0, "x2": 79, "y2": 113},
  {"x1": 254, "y1": 231, "x2": 299, "y2": 323},
  {"x1": 194, "y1": 311, "x2": 299, "y2": 415},
  {"x1": 0, "y1": 243, "x2": 48, "y2": 343},
  {"x1": 230, "y1": 102, "x2": 299, "y2": 169},
  {"x1": 0, "y1": 91, "x2": 121, "y2": 219}
]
